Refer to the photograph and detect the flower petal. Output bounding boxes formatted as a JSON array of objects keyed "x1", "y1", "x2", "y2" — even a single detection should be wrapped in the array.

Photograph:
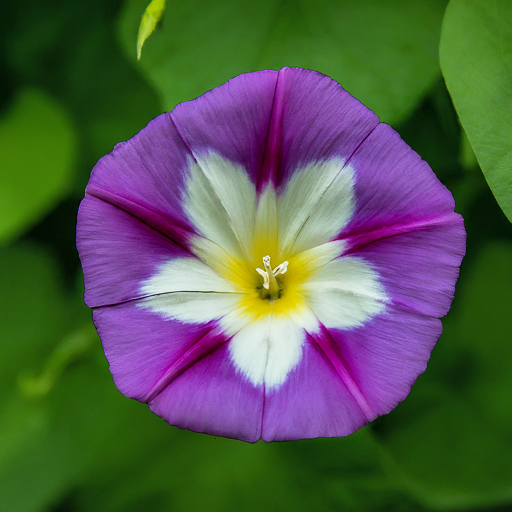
[
  {"x1": 228, "y1": 316, "x2": 307, "y2": 390},
  {"x1": 140, "y1": 257, "x2": 240, "y2": 295},
  {"x1": 77, "y1": 195, "x2": 190, "y2": 308},
  {"x1": 302, "y1": 256, "x2": 388, "y2": 329},
  {"x1": 84, "y1": 113, "x2": 195, "y2": 245},
  {"x1": 261, "y1": 303, "x2": 441, "y2": 441},
  {"x1": 185, "y1": 152, "x2": 256, "y2": 260},
  {"x1": 94, "y1": 299, "x2": 265, "y2": 444},
  {"x1": 171, "y1": 67, "x2": 379, "y2": 193},
  {"x1": 171, "y1": 70, "x2": 279, "y2": 186},
  {"x1": 343, "y1": 123, "x2": 464, "y2": 249},
  {"x1": 263, "y1": 67, "x2": 379, "y2": 189},
  {"x1": 323, "y1": 307, "x2": 443, "y2": 418},
  {"x1": 139, "y1": 291, "x2": 241, "y2": 325},
  {"x1": 277, "y1": 159, "x2": 355, "y2": 256},
  {"x1": 149, "y1": 343, "x2": 264, "y2": 443},
  {"x1": 339, "y1": 124, "x2": 465, "y2": 317},
  {"x1": 261, "y1": 335, "x2": 370, "y2": 441},
  {"x1": 93, "y1": 303, "x2": 213, "y2": 402},
  {"x1": 352, "y1": 223, "x2": 465, "y2": 319}
]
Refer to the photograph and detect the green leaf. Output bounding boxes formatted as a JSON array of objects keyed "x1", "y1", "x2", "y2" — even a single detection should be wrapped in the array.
[
  {"x1": 119, "y1": 0, "x2": 447, "y2": 124},
  {"x1": 0, "y1": 89, "x2": 76, "y2": 244},
  {"x1": 1, "y1": 0, "x2": 162, "y2": 193},
  {"x1": 0, "y1": 244, "x2": 83, "y2": 512},
  {"x1": 0, "y1": 244, "x2": 79, "y2": 391},
  {"x1": 383, "y1": 398, "x2": 512, "y2": 510},
  {"x1": 73, "y1": 432, "x2": 322, "y2": 512},
  {"x1": 0, "y1": 360, "x2": 169, "y2": 512},
  {"x1": 0, "y1": 244, "x2": 170, "y2": 512},
  {"x1": 445, "y1": 243, "x2": 512, "y2": 435},
  {"x1": 19, "y1": 324, "x2": 97, "y2": 397},
  {"x1": 440, "y1": 0, "x2": 512, "y2": 222},
  {"x1": 65, "y1": 22, "x2": 162, "y2": 191},
  {"x1": 282, "y1": 429, "x2": 422, "y2": 512},
  {"x1": 378, "y1": 242, "x2": 512, "y2": 510},
  {"x1": 136, "y1": 0, "x2": 166, "y2": 61},
  {"x1": 73, "y1": 425, "x2": 421, "y2": 512}
]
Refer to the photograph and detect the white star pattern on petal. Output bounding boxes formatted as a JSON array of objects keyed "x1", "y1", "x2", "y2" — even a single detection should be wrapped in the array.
[{"x1": 139, "y1": 152, "x2": 388, "y2": 389}]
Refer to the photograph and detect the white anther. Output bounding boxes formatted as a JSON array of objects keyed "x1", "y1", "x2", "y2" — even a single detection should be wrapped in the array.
[
  {"x1": 273, "y1": 261, "x2": 288, "y2": 276},
  {"x1": 256, "y1": 256, "x2": 288, "y2": 291},
  {"x1": 256, "y1": 267, "x2": 270, "y2": 289}
]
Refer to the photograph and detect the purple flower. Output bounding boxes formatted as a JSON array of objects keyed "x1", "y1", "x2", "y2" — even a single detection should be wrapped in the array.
[{"x1": 77, "y1": 67, "x2": 465, "y2": 442}]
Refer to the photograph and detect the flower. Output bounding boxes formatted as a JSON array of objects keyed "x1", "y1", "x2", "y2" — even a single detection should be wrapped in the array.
[{"x1": 77, "y1": 67, "x2": 466, "y2": 442}]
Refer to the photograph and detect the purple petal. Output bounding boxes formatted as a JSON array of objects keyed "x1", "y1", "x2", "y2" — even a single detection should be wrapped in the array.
[
  {"x1": 338, "y1": 123, "x2": 466, "y2": 317},
  {"x1": 261, "y1": 334, "x2": 369, "y2": 441},
  {"x1": 266, "y1": 67, "x2": 379, "y2": 189},
  {"x1": 93, "y1": 304, "x2": 212, "y2": 402},
  {"x1": 354, "y1": 224, "x2": 465, "y2": 318},
  {"x1": 85, "y1": 113, "x2": 195, "y2": 245},
  {"x1": 77, "y1": 195, "x2": 190, "y2": 308},
  {"x1": 93, "y1": 284, "x2": 265, "y2": 443},
  {"x1": 262, "y1": 303, "x2": 443, "y2": 441},
  {"x1": 170, "y1": 70, "x2": 279, "y2": 187},
  {"x1": 149, "y1": 343, "x2": 263, "y2": 443},
  {"x1": 325, "y1": 307, "x2": 443, "y2": 418},
  {"x1": 171, "y1": 67, "x2": 379, "y2": 191},
  {"x1": 343, "y1": 123, "x2": 464, "y2": 248}
]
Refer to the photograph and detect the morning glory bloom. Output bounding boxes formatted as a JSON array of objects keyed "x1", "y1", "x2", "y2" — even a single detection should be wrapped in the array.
[{"x1": 77, "y1": 67, "x2": 465, "y2": 442}]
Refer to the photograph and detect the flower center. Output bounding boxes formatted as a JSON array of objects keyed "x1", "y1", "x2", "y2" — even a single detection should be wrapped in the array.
[{"x1": 256, "y1": 255, "x2": 289, "y2": 302}]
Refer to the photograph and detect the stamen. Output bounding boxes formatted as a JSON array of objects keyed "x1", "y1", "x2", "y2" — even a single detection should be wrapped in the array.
[
  {"x1": 256, "y1": 255, "x2": 288, "y2": 298},
  {"x1": 273, "y1": 261, "x2": 288, "y2": 276},
  {"x1": 256, "y1": 267, "x2": 269, "y2": 289}
]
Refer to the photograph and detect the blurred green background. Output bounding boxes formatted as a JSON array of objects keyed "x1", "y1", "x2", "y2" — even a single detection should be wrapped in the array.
[{"x1": 1, "y1": 0, "x2": 512, "y2": 511}]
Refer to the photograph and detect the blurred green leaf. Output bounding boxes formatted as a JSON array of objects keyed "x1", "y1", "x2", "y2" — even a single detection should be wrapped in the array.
[
  {"x1": 0, "y1": 244, "x2": 79, "y2": 390},
  {"x1": 119, "y1": 0, "x2": 447, "y2": 124},
  {"x1": 459, "y1": 129, "x2": 478, "y2": 172},
  {"x1": 0, "y1": 89, "x2": 76, "y2": 244},
  {"x1": 378, "y1": 242, "x2": 512, "y2": 510},
  {"x1": 1, "y1": 0, "x2": 162, "y2": 194},
  {"x1": 440, "y1": 0, "x2": 512, "y2": 222},
  {"x1": 137, "y1": 0, "x2": 166, "y2": 61},
  {"x1": 19, "y1": 324, "x2": 97, "y2": 398},
  {"x1": 446, "y1": 243, "x2": 512, "y2": 435},
  {"x1": 0, "y1": 243, "x2": 82, "y2": 512},
  {"x1": 72, "y1": 425, "x2": 421, "y2": 512},
  {"x1": 397, "y1": 82, "x2": 461, "y2": 182},
  {"x1": 0, "y1": 360, "x2": 171, "y2": 512},
  {"x1": 65, "y1": 22, "x2": 163, "y2": 192},
  {"x1": 0, "y1": 245, "x2": 170, "y2": 512},
  {"x1": 72, "y1": 431, "x2": 318, "y2": 512},
  {"x1": 282, "y1": 429, "x2": 422, "y2": 512},
  {"x1": 383, "y1": 398, "x2": 512, "y2": 510}
]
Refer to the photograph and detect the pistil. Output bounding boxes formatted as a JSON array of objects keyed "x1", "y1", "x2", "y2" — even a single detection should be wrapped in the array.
[{"x1": 256, "y1": 255, "x2": 288, "y2": 300}]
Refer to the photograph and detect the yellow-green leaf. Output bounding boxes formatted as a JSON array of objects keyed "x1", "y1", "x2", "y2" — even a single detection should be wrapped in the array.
[{"x1": 136, "y1": 0, "x2": 165, "y2": 60}]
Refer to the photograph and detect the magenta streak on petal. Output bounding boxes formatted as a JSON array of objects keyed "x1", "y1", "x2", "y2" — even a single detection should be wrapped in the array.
[
  {"x1": 143, "y1": 327, "x2": 228, "y2": 403},
  {"x1": 258, "y1": 68, "x2": 286, "y2": 192},
  {"x1": 309, "y1": 327, "x2": 373, "y2": 421},
  {"x1": 343, "y1": 214, "x2": 460, "y2": 255},
  {"x1": 86, "y1": 184, "x2": 194, "y2": 250}
]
